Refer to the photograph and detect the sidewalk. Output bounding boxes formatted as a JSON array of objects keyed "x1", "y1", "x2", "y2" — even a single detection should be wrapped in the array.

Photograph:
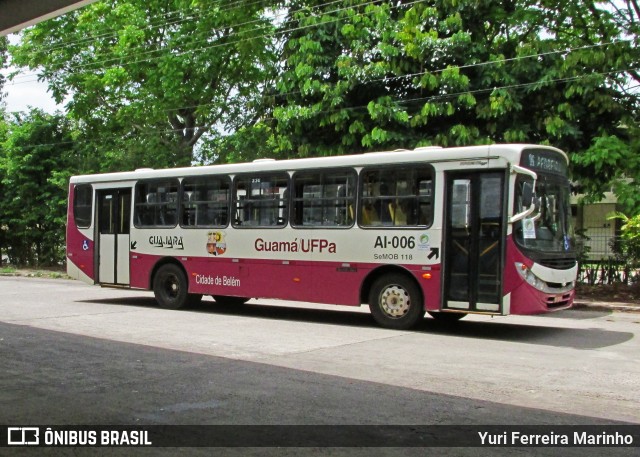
[{"x1": 573, "y1": 300, "x2": 640, "y2": 313}]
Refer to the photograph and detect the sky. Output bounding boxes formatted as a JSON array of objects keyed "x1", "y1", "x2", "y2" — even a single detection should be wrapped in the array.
[
  {"x1": 2, "y1": 76, "x2": 63, "y2": 113},
  {"x1": 1, "y1": 33, "x2": 64, "y2": 114}
]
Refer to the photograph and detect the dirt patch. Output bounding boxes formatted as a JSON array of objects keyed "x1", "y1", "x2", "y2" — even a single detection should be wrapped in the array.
[{"x1": 575, "y1": 283, "x2": 640, "y2": 305}]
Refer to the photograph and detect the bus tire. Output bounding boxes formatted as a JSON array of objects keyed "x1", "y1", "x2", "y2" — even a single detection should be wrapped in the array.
[
  {"x1": 213, "y1": 295, "x2": 250, "y2": 306},
  {"x1": 153, "y1": 264, "x2": 189, "y2": 310},
  {"x1": 368, "y1": 274, "x2": 424, "y2": 330}
]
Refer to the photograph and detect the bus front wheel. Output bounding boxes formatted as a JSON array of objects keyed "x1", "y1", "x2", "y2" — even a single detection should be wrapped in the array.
[
  {"x1": 368, "y1": 274, "x2": 424, "y2": 330},
  {"x1": 153, "y1": 264, "x2": 189, "y2": 310}
]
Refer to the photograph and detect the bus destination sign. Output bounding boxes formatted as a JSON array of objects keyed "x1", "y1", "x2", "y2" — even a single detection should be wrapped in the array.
[{"x1": 521, "y1": 149, "x2": 567, "y2": 176}]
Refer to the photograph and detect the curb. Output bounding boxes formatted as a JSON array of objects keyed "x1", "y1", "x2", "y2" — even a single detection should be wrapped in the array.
[{"x1": 573, "y1": 301, "x2": 640, "y2": 313}]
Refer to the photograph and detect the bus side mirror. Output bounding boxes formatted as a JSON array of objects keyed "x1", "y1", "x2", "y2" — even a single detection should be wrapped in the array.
[
  {"x1": 509, "y1": 181, "x2": 537, "y2": 224},
  {"x1": 522, "y1": 182, "x2": 534, "y2": 208}
]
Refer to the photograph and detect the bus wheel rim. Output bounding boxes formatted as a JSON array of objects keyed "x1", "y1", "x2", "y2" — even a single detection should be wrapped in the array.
[
  {"x1": 164, "y1": 274, "x2": 180, "y2": 298},
  {"x1": 379, "y1": 285, "x2": 410, "y2": 318}
]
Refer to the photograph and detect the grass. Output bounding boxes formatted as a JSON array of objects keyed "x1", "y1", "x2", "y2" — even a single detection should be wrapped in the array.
[{"x1": 0, "y1": 266, "x2": 69, "y2": 279}]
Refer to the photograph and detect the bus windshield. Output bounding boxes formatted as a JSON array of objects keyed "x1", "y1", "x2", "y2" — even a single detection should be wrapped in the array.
[{"x1": 514, "y1": 174, "x2": 575, "y2": 254}]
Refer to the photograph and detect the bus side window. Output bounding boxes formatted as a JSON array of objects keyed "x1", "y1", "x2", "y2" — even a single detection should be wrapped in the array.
[
  {"x1": 360, "y1": 178, "x2": 381, "y2": 226},
  {"x1": 181, "y1": 176, "x2": 230, "y2": 228},
  {"x1": 73, "y1": 184, "x2": 93, "y2": 228},
  {"x1": 360, "y1": 166, "x2": 434, "y2": 228},
  {"x1": 233, "y1": 174, "x2": 288, "y2": 228},
  {"x1": 417, "y1": 178, "x2": 434, "y2": 226},
  {"x1": 388, "y1": 202, "x2": 407, "y2": 225},
  {"x1": 291, "y1": 170, "x2": 356, "y2": 227},
  {"x1": 134, "y1": 179, "x2": 179, "y2": 228}
]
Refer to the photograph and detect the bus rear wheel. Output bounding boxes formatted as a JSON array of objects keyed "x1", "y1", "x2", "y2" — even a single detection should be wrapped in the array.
[
  {"x1": 153, "y1": 264, "x2": 189, "y2": 310},
  {"x1": 368, "y1": 274, "x2": 424, "y2": 330}
]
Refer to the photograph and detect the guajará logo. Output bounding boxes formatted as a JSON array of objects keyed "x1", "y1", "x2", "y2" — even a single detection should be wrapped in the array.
[{"x1": 207, "y1": 231, "x2": 227, "y2": 256}]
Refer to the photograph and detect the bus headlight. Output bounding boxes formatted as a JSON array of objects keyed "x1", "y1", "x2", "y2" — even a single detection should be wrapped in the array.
[{"x1": 515, "y1": 262, "x2": 549, "y2": 293}]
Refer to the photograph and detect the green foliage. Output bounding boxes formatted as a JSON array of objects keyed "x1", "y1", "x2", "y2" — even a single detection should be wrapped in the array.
[
  {"x1": 0, "y1": 36, "x2": 7, "y2": 98},
  {"x1": 0, "y1": 110, "x2": 7, "y2": 262},
  {"x1": 608, "y1": 212, "x2": 640, "y2": 267},
  {"x1": 11, "y1": 0, "x2": 280, "y2": 167},
  {"x1": 572, "y1": 134, "x2": 640, "y2": 213},
  {"x1": 0, "y1": 110, "x2": 79, "y2": 266},
  {"x1": 2, "y1": 0, "x2": 640, "y2": 268},
  {"x1": 260, "y1": 0, "x2": 639, "y2": 207},
  {"x1": 198, "y1": 123, "x2": 276, "y2": 164}
]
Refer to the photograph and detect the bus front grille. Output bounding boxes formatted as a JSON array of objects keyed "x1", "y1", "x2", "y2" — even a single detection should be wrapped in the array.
[{"x1": 538, "y1": 257, "x2": 577, "y2": 270}]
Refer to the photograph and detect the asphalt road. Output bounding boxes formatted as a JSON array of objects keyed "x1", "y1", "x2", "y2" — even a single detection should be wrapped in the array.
[{"x1": 0, "y1": 276, "x2": 639, "y2": 456}]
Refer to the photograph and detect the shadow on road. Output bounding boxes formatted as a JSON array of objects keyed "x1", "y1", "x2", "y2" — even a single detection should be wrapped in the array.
[
  {"x1": 2, "y1": 320, "x2": 637, "y2": 454},
  {"x1": 537, "y1": 308, "x2": 614, "y2": 320},
  {"x1": 77, "y1": 296, "x2": 633, "y2": 350}
]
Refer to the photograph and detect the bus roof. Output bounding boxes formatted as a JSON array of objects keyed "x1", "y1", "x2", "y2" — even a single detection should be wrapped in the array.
[{"x1": 69, "y1": 143, "x2": 567, "y2": 184}]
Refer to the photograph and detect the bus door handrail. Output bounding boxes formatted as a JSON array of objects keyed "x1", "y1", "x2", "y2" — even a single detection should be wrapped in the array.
[{"x1": 509, "y1": 165, "x2": 537, "y2": 224}]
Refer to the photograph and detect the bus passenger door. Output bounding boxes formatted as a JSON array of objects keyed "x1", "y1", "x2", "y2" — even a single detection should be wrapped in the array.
[
  {"x1": 443, "y1": 172, "x2": 504, "y2": 312},
  {"x1": 97, "y1": 189, "x2": 131, "y2": 285}
]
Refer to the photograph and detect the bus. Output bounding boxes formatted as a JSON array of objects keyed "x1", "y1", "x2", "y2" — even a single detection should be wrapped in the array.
[{"x1": 66, "y1": 144, "x2": 577, "y2": 329}]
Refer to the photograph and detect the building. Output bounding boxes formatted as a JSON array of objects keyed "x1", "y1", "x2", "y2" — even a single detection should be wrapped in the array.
[{"x1": 572, "y1": 191, "x2": 620, "y2": 261}]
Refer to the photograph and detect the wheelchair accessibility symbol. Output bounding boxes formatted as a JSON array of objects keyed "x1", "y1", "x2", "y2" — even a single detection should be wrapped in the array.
[{"x1": 82, "y1": 240, "x2": 89, "y2": 251}]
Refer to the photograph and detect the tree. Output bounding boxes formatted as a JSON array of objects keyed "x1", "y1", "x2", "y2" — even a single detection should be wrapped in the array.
[
  {"x1": 11, "y1": 0, "x2": 280, "y2": 167},
  {"x1": 1, "y1": 109, "x2": 78, "y2": 266},
  {"x1": 0, "y1": 36, "x2": 7, "y2": 101},
  {"x1": 540, "y1": 0, "x2": 640, "y2": 212},
  {"x1": 266, "y1": 0, "x2": 638, "y2": 204},
  {"x1": 8, "y1": 1, "x2": 640, "y2": 208},
  {"x1": 0, "y1": 110, "x2": 8, "y2": 262},
  {"x1": 609, "y1": 211, "x2": 640, "y2": 272}
]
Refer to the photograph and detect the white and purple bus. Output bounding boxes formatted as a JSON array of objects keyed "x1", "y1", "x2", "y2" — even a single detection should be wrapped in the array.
[{"x1": 66, "y1": 144, "x2": 577, "y2": 329}]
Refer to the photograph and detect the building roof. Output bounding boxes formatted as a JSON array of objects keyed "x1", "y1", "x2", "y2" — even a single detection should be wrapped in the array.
[{"x1": 1, "y1": 0, "x2": 96, "y2": 36}]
